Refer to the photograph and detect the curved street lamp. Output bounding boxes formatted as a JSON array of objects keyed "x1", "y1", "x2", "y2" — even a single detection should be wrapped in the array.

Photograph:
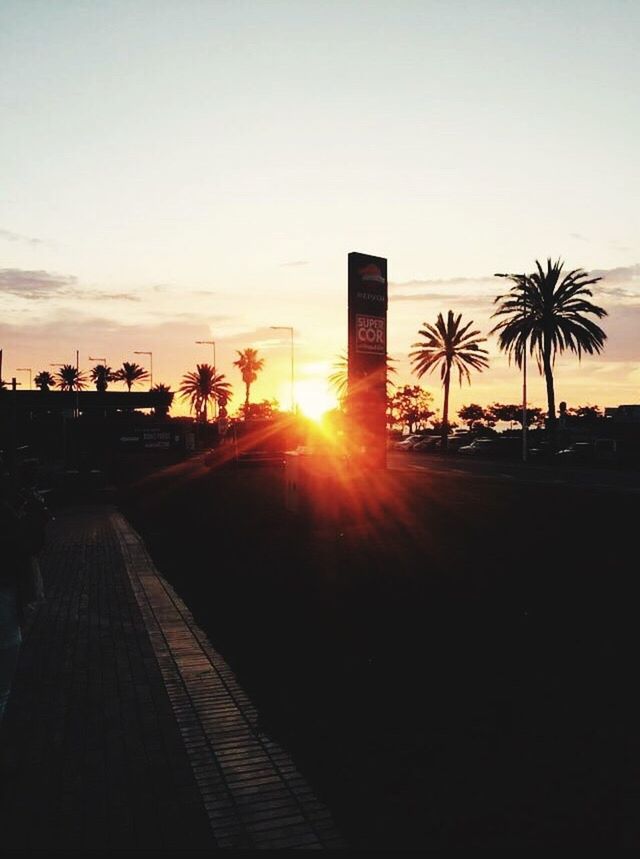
[
  {"x1": 495, "y1": 272, "x2": 528, "y2": 462},
  {"x1": 16, "y1": 368, "x2": 32, "y2": 390},
  {"x1": 270, "y1": 326, "x2": 295, "y2": 413}
]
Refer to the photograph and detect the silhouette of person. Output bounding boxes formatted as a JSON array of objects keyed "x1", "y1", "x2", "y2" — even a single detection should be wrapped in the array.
[{"x1": 0, "y1": 461, "x2": 46, "y2": 727}]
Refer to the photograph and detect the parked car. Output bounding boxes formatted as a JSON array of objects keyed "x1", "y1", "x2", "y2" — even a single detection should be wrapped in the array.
[
  {"x1": 458, "y1": 438, "x2": 499, "y2": 456},
  {"x1": 528, "y1": 441, "x2": 553, "y2": 461},
  {"x1": 555, "y1": 442, "x2": 595, "y2": 464},
  {"x1": 412, "y1": 436, "x2": 441, "y2": 452},
  {"x1": 393, "y1": 434, "x2": 425, "y2": 451},
  {"x1": 411, "y1": 434, "x2": 465, "y2": 453}
]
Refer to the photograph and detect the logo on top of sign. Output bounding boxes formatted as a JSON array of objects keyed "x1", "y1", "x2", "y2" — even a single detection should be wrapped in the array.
[
  {"x1": 356, "y1": 314, "x2": 385, "y2": 354},
  {"x1": 358, "y1": 263, "x2": 386, "y2": 285}
]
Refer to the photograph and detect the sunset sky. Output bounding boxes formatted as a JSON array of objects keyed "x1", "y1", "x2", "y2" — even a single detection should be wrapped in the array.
[{"x1": 1, "y1": 0, "x2": 638, "y2": 419}]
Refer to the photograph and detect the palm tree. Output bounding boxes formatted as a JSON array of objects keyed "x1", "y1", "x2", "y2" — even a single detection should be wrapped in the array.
[
  {"x1": 491, "y1": 258, "x2": 607, "y2": 444},
  {"x1": 90, "y1": 364, "x2": 114, "y2": 392},
  {"x1": 329, "y1": 352, "x2": 398, "y2": 402},
  {"x1": 179, "y1": 364, "x2": 232, "y2": 423},
  {"x1": 410, "y1": 311, "x2": 489, "y2": 449},
  {"x1": 56, "y1": 364, "x2": 87, "y2": 391},
  {"x1": 115, "y1": 361, "x2": 149, "y2": 392},
  {"x1": 151, "y1": 383, "x2": 174, "y2": 418},
  {"x1": 233, "y1": 348, "x2": 264, "y2": 408},
  {"x1": 34, "y1": 370, "x2": 55, "y2": 391}
]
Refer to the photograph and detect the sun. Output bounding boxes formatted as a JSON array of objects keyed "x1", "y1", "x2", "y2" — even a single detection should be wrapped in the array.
[{"x1": 294, "y1": 379, "x2": 337, "y2": 422}]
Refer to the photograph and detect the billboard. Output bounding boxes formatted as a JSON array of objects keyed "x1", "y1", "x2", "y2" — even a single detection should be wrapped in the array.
[{"x1": 348, "y1": 252, "x2": 388, "y2": 467}]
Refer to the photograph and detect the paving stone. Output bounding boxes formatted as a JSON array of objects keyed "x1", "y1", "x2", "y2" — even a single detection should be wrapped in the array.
[{"x1": 0, "y1": 505, "x2": 345, "y2": 851}]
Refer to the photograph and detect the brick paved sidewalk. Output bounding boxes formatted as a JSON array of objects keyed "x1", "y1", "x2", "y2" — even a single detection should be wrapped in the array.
[{"x1": 0, "y1": 505, "x2": 343, "y2": 850}]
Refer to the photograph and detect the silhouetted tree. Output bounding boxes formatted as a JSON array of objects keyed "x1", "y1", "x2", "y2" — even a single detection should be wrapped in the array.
[
  {"x1": 56, "y1": 364, "x2": 87, "y2": 391},
  {"x1": 34, "y1": 371, "x2": 55, "y2": 391},
  {"x1": 430, "y1": 418, "x2": 459, "y2": 435},
  {"x1": 179, "y1": 364, "x2": 232, "y2": 423},
  {"x1": 233, "y1": 348, "x2": 264, "y2": 408},
  {"x1": 240, "y1": 399, "x2": 278, "y2": 421},
  {"x1": 488, "y1": 403, "x2": 521, "y2": 428},
  {"x1": 151, "y1": 383, "x2": 174, "y2": 418},
  {"x1": 115, "y1": 362, "x2": 150, "y2": 392},
  {"x1": 492, "y1": 258, "x2": 607, "y2": 447},
  {"x1": 569, "y1": 404, "x2": 602, "y2": 420},
  {"x1": 458, "y1": 403, "x2": 487, "y2": 430},
  {"x1": 90, "y1": 364, "x2": 114, "y2": 392},
  {"x1": 388, "y1": 385, "x2": 434, "y2": 434},
  {"x1": 488, "y1": 402, "x2": 543, "y2": 428},
  {"x1": 410, "y1": 311, "x2": 489, "y2": 449}
]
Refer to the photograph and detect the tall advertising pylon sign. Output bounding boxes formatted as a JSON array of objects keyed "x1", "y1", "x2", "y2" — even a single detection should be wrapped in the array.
[{"x1": 348, "y1": 252, "x2": 388, "y2": 467}]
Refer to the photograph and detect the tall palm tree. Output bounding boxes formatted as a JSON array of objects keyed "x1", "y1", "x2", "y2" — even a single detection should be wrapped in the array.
[
  {"x1": 34, "y1": 370, "x2": 55, "y2": 391},
  {"x1": 491, "y1": 258, "x2": 607, "y2": 444},
  {"x1": 56, "y1": 364, "x2": 87, "y2": 391},
  {"x1": 179, "y1": 364, "x2": 232, "y2": 423},
  {"x1": 410, "y1": 311, "x2": 489, "y2": 449},
  {"x1": 115, "y1": 361, "x2": 149, "y2": 392},
  {"x1": 90, "y1": 364, "x2": 114, "y2": 392},
  {"x1": 233, "y1": 348, "x2": 264, "y2": 408}
]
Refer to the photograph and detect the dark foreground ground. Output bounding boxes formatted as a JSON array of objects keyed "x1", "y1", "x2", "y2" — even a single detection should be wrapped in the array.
[{"x1": 120, "y1": 451, "x2": 639, "y2": 849}]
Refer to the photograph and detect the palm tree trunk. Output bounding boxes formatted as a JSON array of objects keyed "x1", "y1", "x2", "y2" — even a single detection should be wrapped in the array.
[
  {"x1": 245, "y1": 382, "x2": 250, "y2": 408},
  {"x1": 441, "y1": 364, "x2": 451, "y2": 451},
  {"x1": 203, "y1": 399, "x2": 208, "y2": 424},
  {"x1": 542, "y1": 333, "x2": 557, "y2": 450}
]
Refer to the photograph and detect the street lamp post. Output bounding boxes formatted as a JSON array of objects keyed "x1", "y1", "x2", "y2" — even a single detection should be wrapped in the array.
[
  {"x1": 16, "y1": 368, "x2": 32, "y2": 390},
  {"x1": 270, "y1": 326, "x2": 295, "y2": 413},
  {"x1": 133, "y1": 351, "x2": 153, "y2": 389},
  {"x1": 522, "y1": 284, "x2": 528, "y2": 463},
  {"x1": 195, "y1": 340, "x2": 216, "y2": 368},
  {"x1": 195, "y1": 340, "x2": 217, "y2": 417},
  {"x1": 495, "y1": 272, "x2": 528, "y2": 463}
]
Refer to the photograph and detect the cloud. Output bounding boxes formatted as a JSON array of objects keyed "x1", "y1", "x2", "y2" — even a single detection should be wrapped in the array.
[
  {"x1": 390, "y1": 276, "x2": 495, "y2": 291},
  {"x1": 391, "y1": 291, "x2": 498, "y2": 306},
  {"x1": 280, "y1": 260, "x2": 309, "y2": 267},
  {"x1": 595, "y1": 285, "x2": 640, "y2": 301},
  {"x1": 0, "y1": 268, "x2": 139, "y2": 302},
  {"x1": 391, "y1": 264, "x2": 640, "y2": 310},
  {"x1": 0, "y1": 228, "x2": 44, "y2": 247},
  {"x1": 66, "y1": 289, "x2": 140, "y2": 302},
  {"x1": 591, "y1": 263, "x2": 640, "y2": 283},
  {"x1": 569, "y1": 232, "x2": 589, "y2": 242},
  {"x1": 0, "y1": 268, "x2": 76, "y2": 299}
]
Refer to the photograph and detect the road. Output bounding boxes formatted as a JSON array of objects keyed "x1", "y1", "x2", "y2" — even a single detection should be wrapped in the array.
[
  {"x1": 119, "y1": 449, "x2": 640, "y2": 848},
  {"x1": 394, "y1": 448, "x2": 640, "y2": 493}
]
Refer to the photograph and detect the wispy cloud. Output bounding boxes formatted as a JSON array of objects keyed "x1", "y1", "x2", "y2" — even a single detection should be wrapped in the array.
[
  {"x1": 0, "y1": 228, "x2": 44, "y2": 247},
  {"x1": 0, "y1": 268, "x2": 139, "y2": 302},
  {"x1": 67, "y1": 289, "x2": 140, "y2": 302},
  {"x1": 390, "y1": 276, "x2": 495, "y2": 291},
  {"x1": 280, "y1": 260, "x2": 309, "y2": 267},
  {"x1": 592, "y1": 263, "x2": 640, "y2": 283},
  {"x1": 391, "y1": 291, "x2": 497, "y2": 306},
  {"x1": 569, "y1": 232, "x2": 589, "y2": 242},
  {"x1": 596, "y1": 285, "x2": 640, "y2": 301},
  {"x1": 0, "y1": 268, "x2": 75, "y2": 298}
]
